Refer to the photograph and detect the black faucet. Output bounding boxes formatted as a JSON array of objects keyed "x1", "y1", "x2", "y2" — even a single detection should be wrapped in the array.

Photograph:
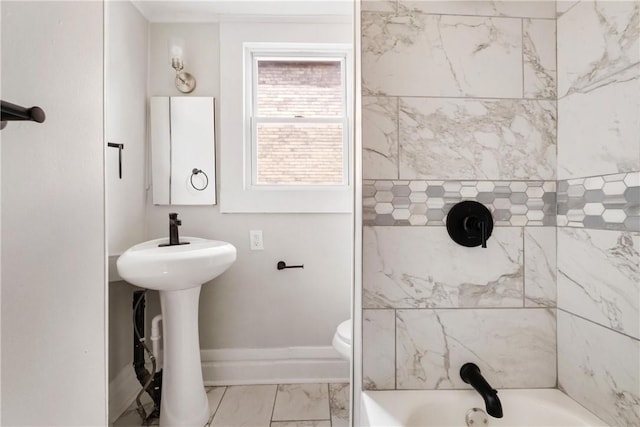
[
  {"x1": 460, "y1": 363, "x2": 503, "y2": 418},
  {"x1": 158, "y1": 213, "x2": 190, "y2": 247}
]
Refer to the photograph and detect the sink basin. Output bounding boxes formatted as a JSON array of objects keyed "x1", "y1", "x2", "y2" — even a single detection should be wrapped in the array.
[{"x1": 117, "y1": 236, "x2": 236, "y2": 291}]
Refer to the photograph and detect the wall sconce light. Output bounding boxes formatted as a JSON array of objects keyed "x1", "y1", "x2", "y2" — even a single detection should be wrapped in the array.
[{"x1": 170, "y1": 39, "x2": 196, "y2": 93}]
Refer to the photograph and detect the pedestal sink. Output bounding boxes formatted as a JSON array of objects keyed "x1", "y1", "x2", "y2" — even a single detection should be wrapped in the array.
[{"x1": 117, "y1": 237, "x2": 236, "y2": 427}]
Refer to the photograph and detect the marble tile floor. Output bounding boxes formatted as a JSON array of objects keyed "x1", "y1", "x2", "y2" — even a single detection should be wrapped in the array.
[{"x1": 113, "y1": 382, "x2": 350, "y2": 427}]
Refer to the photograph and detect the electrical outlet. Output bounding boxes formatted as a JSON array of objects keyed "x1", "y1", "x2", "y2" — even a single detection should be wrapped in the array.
[{"x1": 249, "y1": 230, "x2": 264, "y2": 250}]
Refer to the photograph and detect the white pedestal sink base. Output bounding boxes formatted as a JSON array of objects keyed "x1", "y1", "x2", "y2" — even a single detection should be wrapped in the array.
[
  {"x1": 159, "y1": 286, "x2": 209, "y2": 427},
  {"x1": 117, "y1": 237, "x2": 237, "y2": 426}
]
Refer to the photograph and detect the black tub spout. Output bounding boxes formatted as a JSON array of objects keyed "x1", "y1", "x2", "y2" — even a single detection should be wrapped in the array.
[{"x1": 460, "y1": 363, "x2": 503, "y2": 418}]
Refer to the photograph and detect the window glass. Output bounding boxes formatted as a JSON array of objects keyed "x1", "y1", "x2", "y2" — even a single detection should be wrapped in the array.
[
  {"x1": 251, "y1": 55, "x2": 347, "y2": 187},
  {"x1": 256, "y1": 123, "x2": 344, "y2": 185},
  {"x1": 256, "y1": 60, "x2": 343, "y2": 118}
]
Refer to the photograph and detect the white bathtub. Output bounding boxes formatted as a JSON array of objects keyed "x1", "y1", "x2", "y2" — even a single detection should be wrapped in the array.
[{"x1": 361, "y1": 389, "x2": 608, "y2": 426}]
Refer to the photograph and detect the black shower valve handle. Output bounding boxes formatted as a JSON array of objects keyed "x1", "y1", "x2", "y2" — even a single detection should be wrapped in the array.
[
  {"x1": 462, "y1": 215, "x2": 488, "y2": 248},
  {"x1": 480, "y1": 220, "x2": 487, "y2": 248},
  {"x1": 446, "y1": 201, "x2": 494, "y2": 249}
]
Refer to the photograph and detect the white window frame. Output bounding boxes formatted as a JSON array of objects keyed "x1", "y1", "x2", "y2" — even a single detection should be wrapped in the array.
[
  {"x1": 218, "y1": 20, "x2": 353, "y2": 214},
  {"x1": 246, "y1": 44, "x2": 351, "y2": 190}
]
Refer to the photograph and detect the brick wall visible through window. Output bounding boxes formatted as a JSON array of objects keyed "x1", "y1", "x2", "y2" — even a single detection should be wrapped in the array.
[{"x1": 255, "y1": 61, "x2": 345, "y2": 185}]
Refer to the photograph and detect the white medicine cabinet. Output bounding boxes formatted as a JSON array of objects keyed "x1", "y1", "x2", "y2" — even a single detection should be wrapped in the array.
[{"x1": 150, "y1": 96, "x2": 216, "y2": 205}]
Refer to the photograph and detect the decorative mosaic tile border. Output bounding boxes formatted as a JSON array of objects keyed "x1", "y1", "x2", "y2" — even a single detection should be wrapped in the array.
[
  {"x1": 557, "y1": 172, "x2": 640, "y2": 232},
  {"x1": 363, "y1": 180, "x2": 556, "y2": 227}
]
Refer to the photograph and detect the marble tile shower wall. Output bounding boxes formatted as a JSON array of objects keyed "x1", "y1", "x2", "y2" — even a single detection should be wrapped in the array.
[
  {"x1": 361, "y1": 1, "x2": 558, "y2": 392},
  {"x1": 555, "y1": 2, "x2": 640, "y2": 426}
]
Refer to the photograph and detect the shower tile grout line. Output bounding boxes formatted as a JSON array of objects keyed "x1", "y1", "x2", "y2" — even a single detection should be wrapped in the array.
[
  {"x1": 521, "y1": 17, "x2": 525, "y2": 99},
  {"x1": 363, "y1": 7, "x2": 556, "y2": 20},
  {"x1": 522, "y1": 229, "x2": 526, "y2": 308},
  {"x1": 363, "y1": 93, "x2": 555, "y2": 101},
  {"x1": 364, "y1": 306, "x2": 557, "y2": 311},
  {"x1": 396, "y1": 95, "x2": 400, "y2": 181},
  {"x1": 557, "y1": 308, "x2": 640, "y2": 342},
  {"x1": 394, "y1": 308, "x2": 398, "y2": 390}
]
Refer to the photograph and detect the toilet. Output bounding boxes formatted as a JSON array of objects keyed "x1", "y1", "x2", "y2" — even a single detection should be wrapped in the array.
[{"x1": 332, "y1": 319, "x2": 352, "y2": 360}]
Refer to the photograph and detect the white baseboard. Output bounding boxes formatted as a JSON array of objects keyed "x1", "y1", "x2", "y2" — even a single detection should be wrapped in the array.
[
  {"x1": 201, "y1": 346, "x2": 349, "y2": 386},
  {"x1": 109, "y1": 365, "x2": 140, "y2": 423},
  {"x1": 109, "y1": 346, "x2": 349, "y2": 421}
]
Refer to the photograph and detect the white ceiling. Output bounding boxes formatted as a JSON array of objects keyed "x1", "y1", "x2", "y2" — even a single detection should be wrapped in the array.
[{"x1": 132, "y1": 0, "x2": 353, "y2": 23}]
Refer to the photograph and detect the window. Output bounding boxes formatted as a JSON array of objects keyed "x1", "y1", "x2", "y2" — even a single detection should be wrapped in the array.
[
  {"x1": 219, "y1": 29, "x2": 353, "y2": 213},
  {"x1": 246, "y1": 44, "x2": 351, "y2": 190}
]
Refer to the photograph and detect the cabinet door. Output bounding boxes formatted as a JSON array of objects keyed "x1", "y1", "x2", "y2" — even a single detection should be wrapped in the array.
[
  {"x1": 150, "y1": 96, "x2": 216, "y2": 205},
  {"x1": 170, "y1": 97, "x2": 216, "y2": 205},
  {"x1": 150, "y1": 96, "x2": 171, "y2": 204}
]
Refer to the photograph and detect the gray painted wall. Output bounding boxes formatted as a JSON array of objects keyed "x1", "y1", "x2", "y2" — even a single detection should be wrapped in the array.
[
  {"x1": 145, "y1": 22, "x2": 352, "y2": 350},
  {"x1": 1, "y1": 1, "x2": 107, "y2": 424},
  {"x1": 106, "y1": 0, "x2": 149, "y2": 383}
]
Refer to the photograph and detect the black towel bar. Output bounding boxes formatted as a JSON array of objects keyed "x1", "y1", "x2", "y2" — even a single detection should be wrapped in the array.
[
  {"x1": 1, "y1": 100, "x2": 46, "y2": 129},
  {"x1": 277, "y1": 261, "x2": 304, "y2": 270}
]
